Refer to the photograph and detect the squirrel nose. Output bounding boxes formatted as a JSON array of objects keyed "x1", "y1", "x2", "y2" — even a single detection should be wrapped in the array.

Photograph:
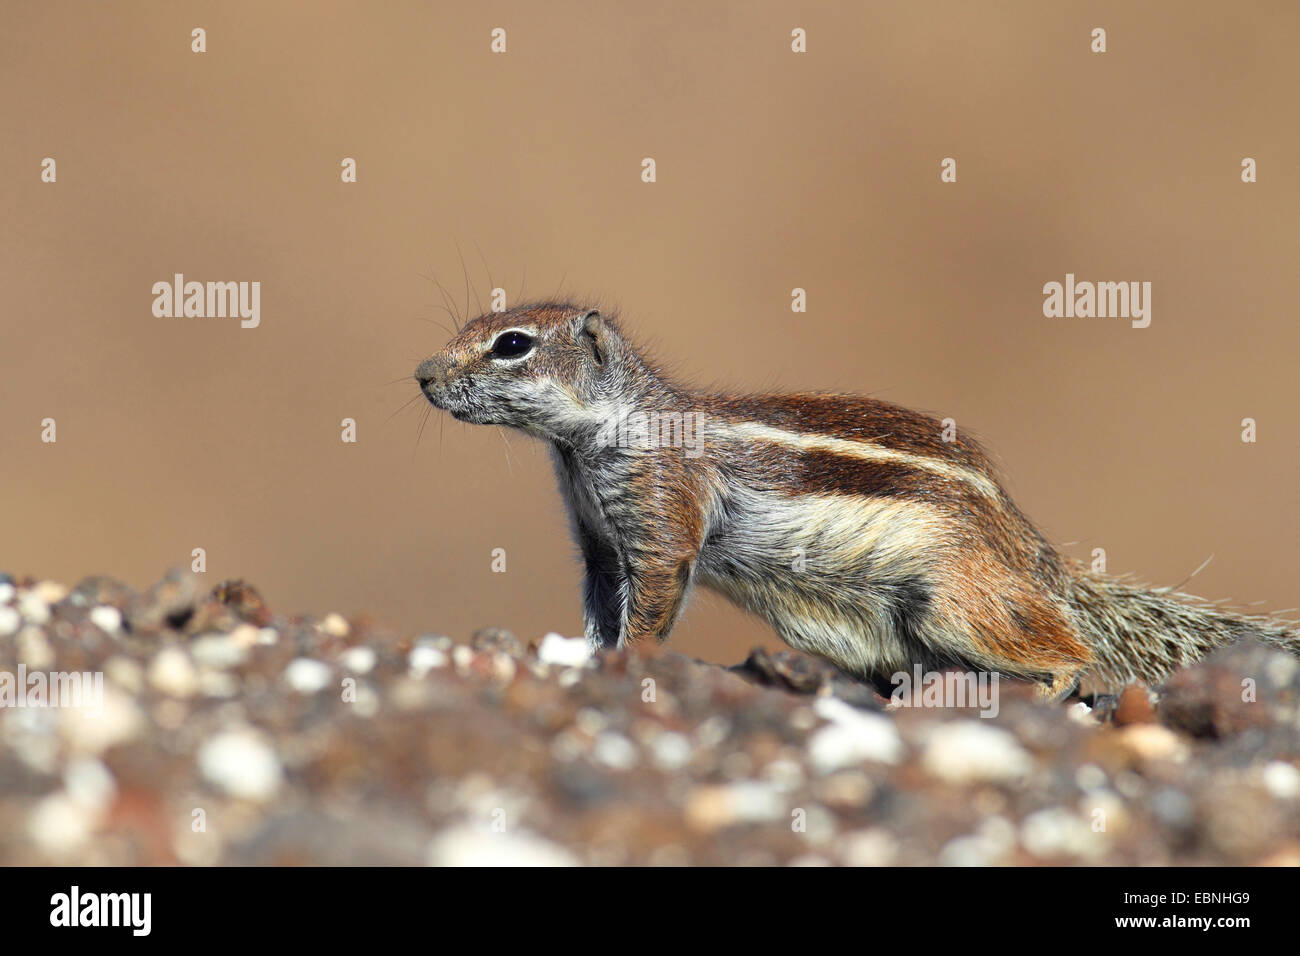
[{"x1": 415, "y1": 356, "x2": 446, "y2": 388}]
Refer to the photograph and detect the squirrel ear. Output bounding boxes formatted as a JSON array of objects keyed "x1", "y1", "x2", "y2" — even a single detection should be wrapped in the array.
[{"x1": 579, "y1": 309, "x2": 605, "y2": 366}]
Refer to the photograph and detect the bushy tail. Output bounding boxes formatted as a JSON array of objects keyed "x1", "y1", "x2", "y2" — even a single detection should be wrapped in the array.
[{"x1": 1068, "y1": 573, "x2": 1299, "y2": 688}]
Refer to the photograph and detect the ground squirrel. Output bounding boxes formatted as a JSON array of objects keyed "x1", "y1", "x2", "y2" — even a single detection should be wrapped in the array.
[{"x1": 415, "y1": 302, "x2": 1298, "y2": 698}]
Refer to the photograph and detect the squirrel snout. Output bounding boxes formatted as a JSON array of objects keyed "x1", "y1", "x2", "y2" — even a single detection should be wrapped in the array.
[{"x1": 415, "y1": 356, "x2": 448, "y2": 389}]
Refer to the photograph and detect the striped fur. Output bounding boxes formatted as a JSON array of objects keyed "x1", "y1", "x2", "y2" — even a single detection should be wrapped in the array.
[{"x1": 416, "y1": 302, "x2": 1299, "y2": 696}]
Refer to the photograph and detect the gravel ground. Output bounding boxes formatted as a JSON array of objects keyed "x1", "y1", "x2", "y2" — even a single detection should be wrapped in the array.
[{"x1": 1, "y1": 568, "x2": 1298, "y2": 866}]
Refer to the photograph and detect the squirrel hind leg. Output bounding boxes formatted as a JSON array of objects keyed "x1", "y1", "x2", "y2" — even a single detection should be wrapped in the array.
[{"x1": 1038, "y1": 667, "x2": 1084, "y2": 703}]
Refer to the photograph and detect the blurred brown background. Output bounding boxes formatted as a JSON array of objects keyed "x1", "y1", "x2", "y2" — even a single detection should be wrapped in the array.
[{"x1": 2, "y1": 1, "x2": 1298, "y2": 667}]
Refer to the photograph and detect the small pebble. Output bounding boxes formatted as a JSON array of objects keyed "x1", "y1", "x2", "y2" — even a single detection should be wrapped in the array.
[
  {"x1": 840, "y1": 829, "x2": 898, "y2": 867},
  {"x1": 921, "y1": 721, "x2": 1031, "y2": 784},
  {"x1": 88, "y1": 605, "x2": 122, "y2": 634},
  {"x1": 0, "y1": 605, "x2": 21, "y2": 637},
  {"x1": 318, "y1": 613, "x2": 350, "y2": 638},
  {"x1": 808, "y1": 697, "x2": 903, "y2": 772},
  {"x1": 426, "y1": 825, "x2": 579, "y2": 867},
  {"x1": 1262, "y1": 761, "x2": 1300, "y2": 799},
  {"x1": 1119, "y1": 723, "x2": 1188, "y2": 763},
  {"x1": 29, "y1": 794, "x2": 96, "y2": 856},
  {"x1": 650, "y1": 732, "x2": 692, "y2": 771},
  {"x1": 59, "y1": 686, "x2": 143, "y2": 755},
  {"x1": 284, "y1": 658, "x2": 333, "y2": 694},
  {"x1": 592, "y1": 732, "x2": 638, "y2": 770},
  {"x1": 409, "y1": 645, "x2": 448, "y2": 675},
  {"x1": 64, "y1": 757, "x2": 117, "y2": 810},
  {"x1": 17, "y1": 591, "x2": 50, "y2": 625},
  {"x1": 189, "y1": 633, "x2": 251, "y2": 669},
  {"x1": 1020, "y1": 807, "x2": 1098, "y2": 859},
  {"x1": 340, "y1": 646, "x2": 377, "y2": 674},
  {"x1": 33, "y1": 581, "x2": 68, "y2": 605},
  {"x1": 198, "y1": 730, "x2": 283, "y2": 801},
  {"x1": 148, "y1": 647, "x2": 198, "y2": 698},
  {"x1": 685, "y1": 781, "x2": 786, "y2": 831},
  {"x1": 537, "y1": 632, "x2": 592, "y2": 667}
]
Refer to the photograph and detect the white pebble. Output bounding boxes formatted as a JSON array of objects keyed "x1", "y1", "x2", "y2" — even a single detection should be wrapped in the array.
[
  {"x1": 103, "y1": 656, "x2": 144, "y2": 694},
  {"x1": 189, "y1": 633, "x2": 250, "y2": 669},
  {"x1": 28, "y1": 794, "x2": 95, "y2": 856},
  {"x1": 64, "y1": 757, "x2": 116, "y2": 810},
  {"x1": 33, "y1": 581, "x2": 68, "y2": 604},
  {"x1": 340, "y1": 646, "x2": 377, "y2": 674},
  {"x1": 574, "y1": 707, "x2": 607, "y2": 736},
  {"x1": 650, "y1": 732, "x2": 693, "y2": 771},
  {"x1": 318, "y1": 612, "x2": 350, "y2": 638},
  {"x1": 0, "y1": 582, "x2": 15, "y2": 604},
  {"x1": 284, "y1": 658, "x2": 333, "y2": 694},
  {"x1": 17, "y1": 591, "x2": 50, "y2": 625},
  {"x1": 1266, "y1": 653, "x2": 1298, "y2": 687},
  {"x1": 1074, "y1": 763, "x2": 1108, "y2": 792},
  {"x1": 840, "y1": 828, "x2": 898, "y2": 867},
  {"x1": 0, "y1": 605, "x2": 21, "y2": 637},
  {"x1": 452, "y1": 645, "x2": 475, "y2": 673},
  {"x1": 685, "y1": 781, "x2": 786, "y2": 831},
  {"x1": 939, "y1": 816, "x2": 1017, "y2": 866},
  {"x1": 537, "y1": 632, "x2": 592, "y2": 668},
  {"x1": 762, "y1": 757, "x2": 806, "y2": 792},
  {"x1": 1020, "y1": 807, "x2": 1098, "y2": 859},
  {"x1": 808, "y1": 697, "x2": 904, "y2": 773},
  {"x1": 229, "y1": 623, "x2": 262, "y2": 648},
  {"x1": 426, "y1": 825, "x2": 579, "y2": 867},
  {"x1": 1068, "y1": 701, "x2": 1097, "y2": 725},
  {"x1": 59, "y1": 686, "x2": 143, "y2": 755},
  {"x1": 1119, "y1": 723, "x2": 1188, "y2": 763},
  {"x1": 88, "y1": 605, "x2": 122, "y2": 634},
  {"x1": 1263, "y1": 761, "x2": 1300, "y2": 799},
  {"x1": 592, "y1": 732, "x2": 638, "y2": 770},
  {"x1": 694, "y1": 716, "x2": 731, "y2": 749},
  {"x1": 921, "y1": 721, "x2": 1032, "y2": 784},
  {"x1": 148, "y1": 647, "x2": 198, "y2": 698},
  {"x1": 409, "y1": 645, "x2": 448, "y2": 675},
  {"x1": 198, "y1": 730, "x2": 283, "y2": 801}
]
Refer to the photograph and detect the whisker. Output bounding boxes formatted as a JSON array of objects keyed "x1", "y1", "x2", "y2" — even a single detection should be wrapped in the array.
[
  {"x1": 412, "y1": 313, "x2": 455, "y2": 336},
  {"x1": 383, "y1": 392, "x2": 425, "y2": 427},
  {"x1": 497, "y1": 427, "x2": 515, "y2": 474},
  {"x1": 416, "y1": 404, "x2": 432, "y2": 448},
  {"x1": 455, "y1": 240, "x2": 481, "y2": 318},
  {"x1": 423, "y1": 266, "x2": 463, "y2": 331}
]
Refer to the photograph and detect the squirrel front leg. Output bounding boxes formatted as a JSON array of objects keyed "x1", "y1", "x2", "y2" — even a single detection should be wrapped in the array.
[
  {"x1": 578, "y1": 531, "x2": 625, "y2": 649},
  {"x1": 578, "y1": 517, "x2": 699, "y2": 649},
  {"x1": 621, "y1": 549, "x2": 696, "y2": 643}
]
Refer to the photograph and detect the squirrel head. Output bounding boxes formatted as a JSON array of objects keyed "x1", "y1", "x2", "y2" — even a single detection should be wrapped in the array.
[{"x1": 415, "y1": 301, "x2": 637, "y2": 442}]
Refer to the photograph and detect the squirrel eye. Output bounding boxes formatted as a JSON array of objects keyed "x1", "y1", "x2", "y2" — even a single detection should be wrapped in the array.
[{"x1": 490, "y1": 331, "x2": 534, "y2": 358}]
